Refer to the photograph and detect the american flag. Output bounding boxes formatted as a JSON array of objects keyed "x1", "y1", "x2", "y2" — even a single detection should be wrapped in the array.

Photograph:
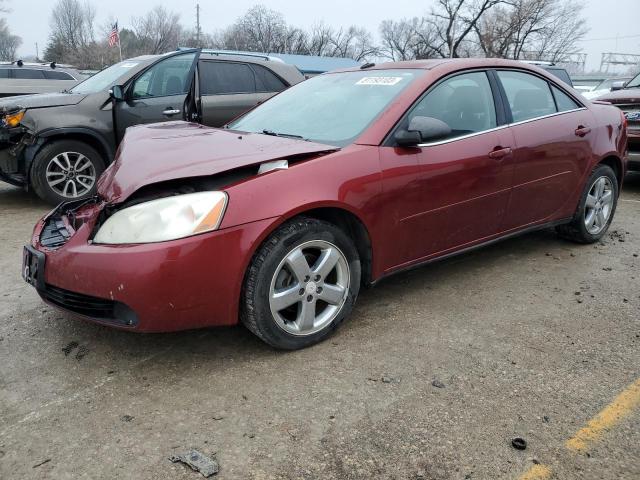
[{"x1": 108, "y1": 22, "x2": 119, "y2": 47}]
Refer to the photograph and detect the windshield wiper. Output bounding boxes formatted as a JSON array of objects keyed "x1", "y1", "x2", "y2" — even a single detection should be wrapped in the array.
[{"x1": 262, "y1": 129, "x2": 305, "y2": 140}]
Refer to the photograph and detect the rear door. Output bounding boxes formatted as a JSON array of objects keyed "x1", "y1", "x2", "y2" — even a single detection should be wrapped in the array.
[
  {"x1": 198, "y1": 61, "x2": 259, "y2": 127},
  {"x1": 495, "y1": 70, "x2": 593, "y2": 230},
  {"x1": 114, "y1": 51, "x2": 199, "y2": 140}
]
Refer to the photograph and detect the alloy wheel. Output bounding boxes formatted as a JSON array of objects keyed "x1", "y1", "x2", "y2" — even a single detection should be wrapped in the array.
[
  {"x1": 584, "y1": 176, "x2": 614, "y2": 235},
  {"x1": 45, "y1": 151, "x2": 97, "y2": 199},
  {"x1": 269, "y1": 240, "x2": 350, "y2": 336}
]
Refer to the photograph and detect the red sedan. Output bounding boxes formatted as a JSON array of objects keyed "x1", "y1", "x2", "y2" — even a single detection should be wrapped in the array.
[{"x1": 23, "y1": 59, "x2": 627, "y2": 349}]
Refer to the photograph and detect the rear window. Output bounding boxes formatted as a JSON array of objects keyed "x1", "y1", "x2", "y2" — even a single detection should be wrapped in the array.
[
  {"x1": 12, "y1": 69, "x2": 46, "y2": 79},
  {"x1": 200, "y1": 61, "x2": 256, "y2": 95},
  {"x1": 43, "y1": 70, "x2": 75, "y2": 80}
]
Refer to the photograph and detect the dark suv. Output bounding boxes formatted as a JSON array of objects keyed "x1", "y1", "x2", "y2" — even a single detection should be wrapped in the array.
[{"x1": 0, "y1": 49, "x2": 304, "y2": 204}]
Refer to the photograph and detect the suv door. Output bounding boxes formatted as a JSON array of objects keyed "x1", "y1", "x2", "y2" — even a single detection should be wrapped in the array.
[
  {"x1": 379, "y1": 70, "x2": 514, "y2": 268},
  {"x1": 495, "y1": 70, "x2": 593, "y2": 229},
  {"x1": 114, "y1": 52, "x2": 199, "y2": 140},
  {"x1": 198, "y1": 61, "x2": 262, "y2": 127}
]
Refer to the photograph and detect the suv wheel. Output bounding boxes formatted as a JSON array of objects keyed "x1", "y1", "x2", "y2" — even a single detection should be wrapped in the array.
[
  {"x1": 241, "y1": 217, "x2": 361, "y2": 350},
  {"x1": 30, "y1": 140, "x2": 105, "y2": 205},
  {"x1": 556, "y1": 164, "x2": 618, "y2": 243}
]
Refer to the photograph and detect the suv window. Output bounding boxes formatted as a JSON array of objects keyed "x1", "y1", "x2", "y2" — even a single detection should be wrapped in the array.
[
  {"x1": 544, "y1": 67, "x2": 573, "y2": 87},
  {"x1": 551, "y1": 85, "x2": 580, "y2": 112},
  {"x1": 13, "y1": 68, "x2": 46, "y2": 79},
  {"x1": 498, "y1": 71, "x2": 556, "y2": 122},
  {"x1": 406, "y1": 71, "x2": 496, "y2": 140},
  {"x1": 0, "y1": 69, "x2": 8, "y2": 78},
  {"x1": 199, "y1": 61, "x2": 256, "y2": 95},
  {"x1": 131, "y1": 53, "x2": 195, "y2": 98},
  {"x1": 43, "y1": 70, "x2": 75, "y2": 80},
  {"x1": 252, "y1": 64, "x2": 287, "y2": 92}
]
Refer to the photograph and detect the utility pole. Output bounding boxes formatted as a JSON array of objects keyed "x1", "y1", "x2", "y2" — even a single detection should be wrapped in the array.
[
  {"x1": 196, "y1": 3, "x2": 201, "y2": 47},
  {"x1": 35, "y1": 42, "x2": 39, "y2": 61}
]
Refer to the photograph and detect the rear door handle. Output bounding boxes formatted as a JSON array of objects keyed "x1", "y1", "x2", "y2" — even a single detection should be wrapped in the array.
[
  {"x1": 163, "y1": 108, "x2": 181, "y2": 116},
  {"x1": 575, "y1": 125, "x2": 591, "y2": 137},
  {"x1": 488, "y1": 147, "x2": 512, "y2": 159}
]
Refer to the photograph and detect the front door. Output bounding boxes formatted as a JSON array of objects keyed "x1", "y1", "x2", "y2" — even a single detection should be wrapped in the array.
[
  {"x1": 114, "y1": 52, "x2": 199, "y2": 141},
  {"x1": 379, "y1": 70, "x2": 514, "y2": 271}
]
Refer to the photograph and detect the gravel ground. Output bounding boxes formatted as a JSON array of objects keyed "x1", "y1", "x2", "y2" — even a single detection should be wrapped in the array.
[{"x1": 0, "y1": 177, "x2": 638, "y2": 480}]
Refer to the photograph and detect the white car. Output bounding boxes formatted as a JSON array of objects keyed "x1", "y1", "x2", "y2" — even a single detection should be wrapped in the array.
[{"x1": 583, "y1": 77, "x2": 632, "y2": 100}]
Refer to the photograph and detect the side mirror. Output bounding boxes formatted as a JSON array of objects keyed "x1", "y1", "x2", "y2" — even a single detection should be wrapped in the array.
[
  {"x1": 394, "y1": 116, "x2": 452, "y2": 147},
  {"x1": 610, "y1": 80, "x2": 626, "y2": 91},
  {"x1": 110, "y1": 85, "x2": 125, "y2": 101}
]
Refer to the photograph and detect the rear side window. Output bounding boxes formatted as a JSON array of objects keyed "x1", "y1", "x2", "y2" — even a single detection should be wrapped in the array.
[
  {"x1": 43, "y1": 70, "x2": 75, "y2": 80},
  {"x1": 551, "y1": 85, "x2": 580, "y2": 112},
  {"x1": 199, "y1": 62, "x2": 256, "y2": 95},
  {"x1": 406, "y1": 71, "x2": 496, "y2": 140},
  {"x1": 13, "y1": 69, "x2": 46, "y2": 79},
  {"x1": 0, "y1": 69, "x2": 9, "y2": 78},
  {"x1": 252, "y1": 65, "x2": 287, "y2": 92},
  {"x1": 497, "y1": 71, "x2": 556, "y2": 122}
]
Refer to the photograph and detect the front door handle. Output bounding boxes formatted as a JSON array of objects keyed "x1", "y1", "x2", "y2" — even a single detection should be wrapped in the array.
[
  {"x1": 575, "y1": 125, "x2": 591, "y2": 137},
  {"x1": 488, "y1": 146, "x2": 512, "y2": 159},
  {"x1": 163, "y1": 108, "x2": 181, "y2": 116}
]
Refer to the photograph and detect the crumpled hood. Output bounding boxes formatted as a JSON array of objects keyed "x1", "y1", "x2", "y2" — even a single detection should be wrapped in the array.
[
  {"x1": 0, "y1": 92, "x2": 86, "y2": 112},
  {"x1": 595, "y1": 88, "x2": 640, "y2": 104},
  {"x1": 98, "y1": 121, "x2": 339, "y2": 203}
]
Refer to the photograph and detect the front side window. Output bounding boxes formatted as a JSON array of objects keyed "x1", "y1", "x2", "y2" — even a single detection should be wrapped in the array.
[
  {"x1": 405, "y1": 71, "x2": 497, "y2": 140},
  {"x1": 13, "y1": 69, "x2": 45, "y2": 79},
  {"x1": 199, "y1": 62, "x2": 256, "y2": 95},
  {"x1": 131, "y1": 53, "x2": 195, "y2": 98},
  {"x1": 498, "y1": 70, "x2": 556, "y2": 122},
  {"x1": 229, "y1": 69, "x2": 421, "y2": 147}
]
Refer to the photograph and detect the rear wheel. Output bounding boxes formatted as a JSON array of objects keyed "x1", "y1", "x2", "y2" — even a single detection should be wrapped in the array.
[
  {"x1": 241, "y1": 217, "x2": 361, "y2": 350},
  {"x1": 556, "y1": 164, "x2": 618, "y2": 243},
  {"x1": 30, "y1": 140, "x2": 105, "y2": 205}
]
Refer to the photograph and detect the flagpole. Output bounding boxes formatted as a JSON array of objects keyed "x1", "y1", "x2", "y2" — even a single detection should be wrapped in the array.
[{"x1": 117, "y1": 23, "x2": 122, "y2": 62}]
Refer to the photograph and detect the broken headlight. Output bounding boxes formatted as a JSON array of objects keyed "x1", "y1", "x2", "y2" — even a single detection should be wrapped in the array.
[
  {"x1": 3, "y1": 109, "x2": 25, "y2": 128},
  {"x1": 93, "y1": 191, "x2": 228, "y2": 244}
]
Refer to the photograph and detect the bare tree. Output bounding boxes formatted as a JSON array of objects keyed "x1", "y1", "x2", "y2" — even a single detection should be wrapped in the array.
[
  {"x1": 379, "y1": 17, "x2": 441, "y2": 60},
  {"x1": 475, "y1": 0, "x2": 588, "y2": 62},
  {"x1": 0, "y1": 18, "x2": 20, "y2": 60},
  {"x1": 133, "y1": 6, "x2": 182, "y2": 55},
  {"x1": 431, "y1": 0, "x2": 503, "y2": 58}
]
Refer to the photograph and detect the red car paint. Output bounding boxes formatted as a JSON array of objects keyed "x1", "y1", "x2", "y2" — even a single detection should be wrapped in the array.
[{"x1": 28, "y1": 59, "x2": 627, "y2": 332}]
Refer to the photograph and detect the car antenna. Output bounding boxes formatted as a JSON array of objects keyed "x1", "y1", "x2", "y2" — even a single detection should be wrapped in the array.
[{"x1": 360, "y1": 62, "x2": 375, "y2": 69}]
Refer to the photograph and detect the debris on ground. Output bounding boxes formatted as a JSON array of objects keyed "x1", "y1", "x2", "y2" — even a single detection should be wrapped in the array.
[
  {"x1": 431, "y1": 379, "x2": 446, "y2": 388},
  {"x1": 169, "y1": 450, "x2": 219, "y2": 477},
  {"x1": 75, "y1": 345, "x2": 89, "y2": 360},
  {"x1": 212, "y1": 415, "x2": 224, "y2": 421},
  {"x1": 32, "y1": 458, "x2": 51, "y2": 468},
  {"x1": 381, "y1": 376, "x2": 399, "y2": 383},
  {"x1": 120, "y1": 415, "x2": 134, "y2": 422},
  {"x1": 511, "y1": 437, "x2": 527, "y2": 450},
  {"x1": 61, "y1": 341, "x2": 79, "y2": 356}
]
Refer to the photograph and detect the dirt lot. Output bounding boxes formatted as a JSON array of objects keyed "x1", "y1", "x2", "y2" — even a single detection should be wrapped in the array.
[{"x1": 0, "y1": 177, "x2": 638, "y2": 480}]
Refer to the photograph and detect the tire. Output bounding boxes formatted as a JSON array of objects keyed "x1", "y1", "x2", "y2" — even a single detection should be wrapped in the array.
[
  {"x1": 30, "y1": 140, "x2": 105, "y2": 205},
  {"x1": 241, "y1": 217, "x2": 361, "y2": 350},
  {"x1": 556, "y1": 164, "x2": 618, "y2": 243}
]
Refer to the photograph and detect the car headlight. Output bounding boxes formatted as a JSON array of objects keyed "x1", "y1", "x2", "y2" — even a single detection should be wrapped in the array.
[
  {"x1": 94, "y1": 191, "x2": 228, "y2": 245},
  {"x1": 3, "y1": 109, "x2": 25, "y2": 128}
]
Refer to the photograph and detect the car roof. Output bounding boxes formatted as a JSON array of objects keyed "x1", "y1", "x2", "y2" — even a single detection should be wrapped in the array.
[{"x1": 335, "y1": 58, "x2": 564, "y2": 73}]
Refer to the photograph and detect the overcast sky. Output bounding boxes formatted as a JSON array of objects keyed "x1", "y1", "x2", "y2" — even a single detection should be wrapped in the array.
[{"x1": 7, "y1": 0, "x2": 640, "y2": 72}]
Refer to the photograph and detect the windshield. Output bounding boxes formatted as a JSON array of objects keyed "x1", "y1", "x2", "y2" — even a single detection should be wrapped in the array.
[
  {"x1": 626, "y1": 73, "x2": 640, "y2": 89},
  {"x1": 228, "y1": 69, "x2": 422, "y2": 147},
  {"x1": 70, "y1": 60, "x2": 142, "y2": 94}
]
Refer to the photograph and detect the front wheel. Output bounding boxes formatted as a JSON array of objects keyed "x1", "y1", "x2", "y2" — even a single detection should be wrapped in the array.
[
  {"x1": 241, "y1": 217, "x2": 361, "y2": 350},
  {"x1": 30, "y1": 140, "x2": 105, "y2": 205},
  {"x1": 556, "y1": 164, "x2": 618, "y2": 243}
]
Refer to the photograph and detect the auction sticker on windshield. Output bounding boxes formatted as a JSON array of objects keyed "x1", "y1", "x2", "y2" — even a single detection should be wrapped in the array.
[{"x1": 356, "y1": 77, "x2": 404, "y2": 86}]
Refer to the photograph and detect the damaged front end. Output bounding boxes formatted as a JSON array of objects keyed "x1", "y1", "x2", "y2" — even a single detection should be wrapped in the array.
[{"x1": 0, "y1": 104, "x2": 34, "y2": 186}]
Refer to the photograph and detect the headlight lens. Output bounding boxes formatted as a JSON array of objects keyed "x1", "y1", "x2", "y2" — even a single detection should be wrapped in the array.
[
  {"x1": 94, "y1": 191, "x2": 228, "y2": 245},
  {"x1": 4, "y1": 109, "x2": 25, "y2": 128}
]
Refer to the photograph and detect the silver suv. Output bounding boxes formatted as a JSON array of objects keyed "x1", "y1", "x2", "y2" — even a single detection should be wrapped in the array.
[{"x1": 0, "y1": 62, "x2": 85, "y2": 97}]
